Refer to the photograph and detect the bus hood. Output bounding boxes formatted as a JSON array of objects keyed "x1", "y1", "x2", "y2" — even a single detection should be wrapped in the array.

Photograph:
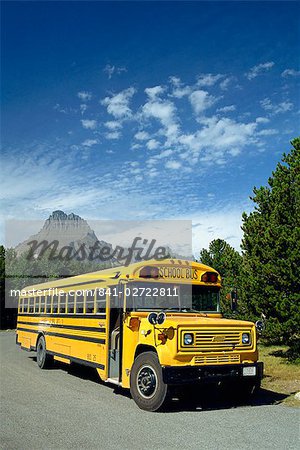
[{"x1": 160, "y1": 315, "x2": 255, "y2": 329}]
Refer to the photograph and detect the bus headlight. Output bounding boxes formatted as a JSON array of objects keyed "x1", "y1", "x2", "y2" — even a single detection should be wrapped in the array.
[
  {"x1": 242, "y1": 333, "x2": 251, "y2": 345},
  {"x1": 184, "y1": 333, "x2": 194, "y2": 345}
]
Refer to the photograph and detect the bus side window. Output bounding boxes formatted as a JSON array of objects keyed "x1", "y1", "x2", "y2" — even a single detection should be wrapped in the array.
[
  {"x1": 23, "y1": 298, "x2": 28, "y2": 313},
  {"x1": 52, "y1": 295, "x2": 58, "y2": 313},
  {"x1": 19, "y1": 298, "x2": 23, "y2": 313},
  {"x1": 29, "y1": 297, "x2": 34, "y2": 313},
  {"x1": 40, "y1": 296, "x2": 45, "y2": 313},
  {"x1": 76, "y1": 293, "x2": 84, "y2": 314},
  {"x1": 59, "y1": 293, "x2": 66, "y2": 313},
  {"x1": 46, "y1": 295, "x2": 51, "y2": 313},
  {"x1": 86, "y1": 290, "x2": 95, "y2": 313},
  {"x1": 96, "y1": 289, "x2": 106, "y2": 313},
  {"x1": 68, "y1": 294, "x2": 74, "y2": 313},
  {"x1": 34, "y1": 296, "x2": 40, "y2": 313}
]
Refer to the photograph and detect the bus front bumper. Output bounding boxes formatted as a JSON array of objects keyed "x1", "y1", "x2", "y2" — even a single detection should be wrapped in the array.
[{"x1": 162, "y1": 362, "x2": 263, "y2": 385}]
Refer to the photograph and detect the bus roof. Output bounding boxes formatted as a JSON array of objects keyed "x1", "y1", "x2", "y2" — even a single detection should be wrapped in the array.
[{"x1": 22, "y1": 258, "x2": 221, "y2": 293}]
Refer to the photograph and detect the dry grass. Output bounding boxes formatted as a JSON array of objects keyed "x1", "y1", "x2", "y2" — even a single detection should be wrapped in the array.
[{"x1": 259, "y1": 344, "x2": 300, "y2": 407}]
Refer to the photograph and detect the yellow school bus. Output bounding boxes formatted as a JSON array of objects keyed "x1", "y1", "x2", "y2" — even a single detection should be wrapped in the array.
[{"x1": 16, "y1": 259, "x2": 263, "y2": 411}]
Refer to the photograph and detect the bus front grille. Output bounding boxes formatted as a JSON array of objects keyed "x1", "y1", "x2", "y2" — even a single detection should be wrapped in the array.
[
  {"x1": 194, "y1": 331, "x2": 240, "y2": 350},
  {"x1": 180, "y1": 329, "x2": 246, "y2": 351},
  {"x1": 194, "y1": 353, "x2": 240, "y2": 365}
]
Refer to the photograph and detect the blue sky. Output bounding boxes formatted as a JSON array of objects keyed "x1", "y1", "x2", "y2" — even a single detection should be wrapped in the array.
[{"x1": 1, "y1": 1, "x2": 299, "y2": 254}]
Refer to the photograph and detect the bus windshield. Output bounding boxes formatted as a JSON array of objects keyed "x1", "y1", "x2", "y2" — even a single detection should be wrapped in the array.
[{"x1": 126, "y1": 282, "x2": 220, "y2": 313}]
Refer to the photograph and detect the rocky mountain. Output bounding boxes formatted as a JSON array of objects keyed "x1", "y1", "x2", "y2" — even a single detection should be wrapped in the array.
[
  {"x1": 14, "y1": 210, "x2": 190, "y2": 268},
  {"x1": 15, "y1": 210, "x2": 114, "y2": 263}
]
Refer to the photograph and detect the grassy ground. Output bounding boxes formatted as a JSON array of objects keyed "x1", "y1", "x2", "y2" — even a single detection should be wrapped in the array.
[{"x1": 259, "y1": 344, "x2": 300, "y2": 407}]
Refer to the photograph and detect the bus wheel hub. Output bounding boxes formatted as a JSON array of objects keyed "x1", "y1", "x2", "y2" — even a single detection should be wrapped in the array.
[{"x1": 137, "y1": 366, "x2": 157, "y2": 398}]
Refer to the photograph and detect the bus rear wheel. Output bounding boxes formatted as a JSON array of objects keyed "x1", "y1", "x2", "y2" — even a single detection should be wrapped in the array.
[
  {"x1": 36, "y1": 335, "x2": 53, "y2": 369},
  {"x1": 130, "y1": 352, "x2": 168, "y2": 412}
]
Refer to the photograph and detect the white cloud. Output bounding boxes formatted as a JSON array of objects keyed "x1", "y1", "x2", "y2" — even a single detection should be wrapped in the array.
[
  {"x1": 255, "y1": 117, "x2": 270, "y2": 124},
  {"x1": 148, "y1": 168, "x2": 159, "y2": 178},
  {"x1": 146, "y1": 139, "x2": 160, "y2": 150},
  {"x1": 257, "y1": 129, "x2": 278, "y2": 136},
  {"x1": 82, "y1": 139, "x2": 98, "y2": 147},
  {"x1": 101, "y1": 87, "x2": 136, "y2": 118},
  {"x1": 281, "y1": 69, "x2": 300, "y2": 78},
  {"x1": 131, "y1": 143, "x2": 142, "y2": 150},
  {"x1": 196, "y1": 73, "x2": 223, "y2": 87},
  {"x1": 165, "y1": 160, "x2": 181, "y2": 170},
  {"x1": 169, "y1": 76, "x2": 181, "y2": 86},
  {"x1": 157, "y1": 149, "x2": 173, "y2": 159},
  {"x1": 146, "y1": 149, "x2": 173, "y2": 166},
  {"x1": 198, "y1": 116, "x2": 257, "y2": 151},
  {"x1": 220, "y1": 76, "x2": 234, "y2": 90},
  {"x1": 80, "y1": 104, "x2": 88, "y2": 114},
  {"x1": 245, "y1": 61, "x2": 275, "y2": 80},
  {"x1": 81, "y1": 119, "x2": 97, "y2": 130},
  {"x1": 172, "y1": 86, "x2": 191, "y2": 99},
  {"x1": 176, "y1": 115, "x2": 257, "y2": 160},
  {"x1": 145, "y1": 86, "x2": 165, "y2": 100},
  {"x1": 141, "y1": 97, "x2": 179, "y2": 143},
  {"x1": 54, "y1": 104, "x2": 67, "y2": 114},
  {"x1": 260, "y1": 98, "x2": 293, "y2": 114},
  {"x1": 104, "y1": 121, "x2": 122, "y2": 130},
  {"x1": 134, "y1": 131, "x2": 150, "y2": 140},
  {"x1": 103, "y1": 64, "x2": 127, "y2": 79},
  {"x1": 217, "y1": 105, "x2": 236, "y2": 113},
  {"x1": 105, "y1": 131, "x2": 121, "y2": 140},
  {"x1": 77, "y1": 91, "x2": 92, "y2": 101},
  {"x1": 169, "y1": 77, "x2": 191, "y2": 98},
  {"x1": 189, "y1": 90, "x2": 217, "y2": 114}
]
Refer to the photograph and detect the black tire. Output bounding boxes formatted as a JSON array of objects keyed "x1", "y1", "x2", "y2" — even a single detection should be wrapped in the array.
[
  {"x1": 36, "y1": 335, "x2": 53, "y2": 369},
  {"x1": 130, "y1": 352, "x2": 168, "y2": 411}
]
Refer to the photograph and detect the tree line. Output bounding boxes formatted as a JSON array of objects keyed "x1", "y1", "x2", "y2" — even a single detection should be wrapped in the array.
[{"x1": 200, "y1": 137, "x2": 299, "y2": 360}]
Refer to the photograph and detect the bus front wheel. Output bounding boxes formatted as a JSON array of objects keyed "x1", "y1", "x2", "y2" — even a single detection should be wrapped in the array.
[
  {"x1": 130, "y1": 352, "x2": 168, "y2": 412},
  {"x1": 36, "y1": 335, "x2": 53, "y2": 369}
]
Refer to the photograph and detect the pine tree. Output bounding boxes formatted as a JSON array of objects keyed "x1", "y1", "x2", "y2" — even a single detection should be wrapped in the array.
[
  {"x1": 199, "y1": 238, "x2": 242, "y2": 315},
  {"x1": 241, "y1": 137, "x2": 300, "y2": 356}
]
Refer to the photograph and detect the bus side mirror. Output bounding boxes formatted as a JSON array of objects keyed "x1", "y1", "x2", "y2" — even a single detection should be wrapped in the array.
[
  {"x1": 255, "y1": 320, "x2": 265, "y2": 334},
  {"x1": 230, "y1": 290, "x2": 238, "y2": 312},
  {"x1": 148, "y1": 312, "x2": 158, "y2": 325},
  {"x1": 147, "y1": 311, "x2": 166, "y2": 325}
]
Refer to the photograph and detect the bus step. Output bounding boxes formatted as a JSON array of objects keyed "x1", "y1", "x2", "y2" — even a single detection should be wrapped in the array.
[{"x1": 105, "y1": 377, "x2": 121, "y2": 386}]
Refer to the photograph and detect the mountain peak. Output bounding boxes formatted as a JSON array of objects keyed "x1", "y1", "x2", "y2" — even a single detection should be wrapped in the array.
[{"x1": 49, "y1": 210, "x2": 83, "y2": 221}]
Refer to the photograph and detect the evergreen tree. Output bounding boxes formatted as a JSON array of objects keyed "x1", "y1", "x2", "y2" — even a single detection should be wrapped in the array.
[
  {"x1": 199, "y1": 238, "x2": 242, "y2": 315},
  {"x1": 241, "y1": 137, "x2": 300, "y2": 356}
]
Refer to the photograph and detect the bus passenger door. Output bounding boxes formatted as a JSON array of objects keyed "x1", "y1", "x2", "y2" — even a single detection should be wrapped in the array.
[{"x1": 108, "y1": 282, "x2": 126, "y2": 381}]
